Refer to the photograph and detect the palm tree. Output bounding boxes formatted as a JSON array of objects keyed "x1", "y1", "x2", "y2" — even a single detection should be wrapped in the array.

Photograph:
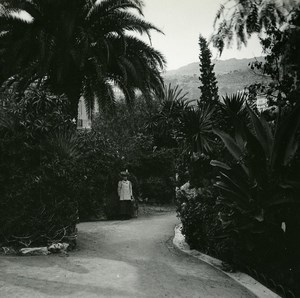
[
  {"x1": 147, "y1": 84, "x2": 189, "y2": 148},
  {"x1": 0, "y1": 0, "x2": 166, "y2": 118}
]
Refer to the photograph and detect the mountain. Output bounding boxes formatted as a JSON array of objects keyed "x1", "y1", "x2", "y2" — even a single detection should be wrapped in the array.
[
  {"x1": 163, "y1": 57, "x2": 270, "y2": 99},
  {"x1": 165, "y1": 57, "x2": 265, "y2": 77}
]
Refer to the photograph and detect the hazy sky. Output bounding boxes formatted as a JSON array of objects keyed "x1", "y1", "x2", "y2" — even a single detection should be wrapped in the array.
[{"x1": 142, "y1": 0, "x2": 263, "y2": 70}]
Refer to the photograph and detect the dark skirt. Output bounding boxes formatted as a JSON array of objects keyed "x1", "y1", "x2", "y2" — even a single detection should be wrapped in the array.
[{"x1": 119, "y1": 200, "x2": 133, "y2": 218}]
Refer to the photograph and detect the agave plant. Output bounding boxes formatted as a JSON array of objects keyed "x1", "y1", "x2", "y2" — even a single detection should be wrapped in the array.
[
  {"x1": 48, "y1": 128, "x2": 81, "y2": 161},
  {"x1": 181, "y1": 103, "x2": 216, "y2": 154},
  {"x1": 147, "y1": 84, "x2": 190, "y2": 147},
  {"x1": 211, "y1": 103, "x2": 300, "y2": 263},
  {"x1": 220, "y1": 92, "x2": 250, "y2": 134},
  {"x1": 157, "y1": 83, "x2": 189, "y2": 103}
]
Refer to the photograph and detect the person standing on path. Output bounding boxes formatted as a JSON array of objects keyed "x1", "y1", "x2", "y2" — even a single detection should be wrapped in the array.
[{"x1": 118, "y1": 171, "x2": 134, "y2": 219}]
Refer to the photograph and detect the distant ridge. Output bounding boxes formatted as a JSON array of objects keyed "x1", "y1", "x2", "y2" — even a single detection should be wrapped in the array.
[
  {"x1": 165, "y1": 57, "x2": 265, "y2": 77},
  {"x1": 163, "y1": 56, "x2": 270, "y2": 99}
]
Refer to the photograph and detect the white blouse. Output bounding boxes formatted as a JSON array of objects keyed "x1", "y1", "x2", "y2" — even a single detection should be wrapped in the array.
[{"x1": 118, "y1": 180, "x2": 133, "y2": 201}]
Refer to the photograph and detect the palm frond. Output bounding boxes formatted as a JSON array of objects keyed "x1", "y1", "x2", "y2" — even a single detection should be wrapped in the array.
[
  {"x1": 0, "y1": 0, "x2": 165, "y2": 117},
  {"x1": 48, "y1": 128, "x2": 81, "y2": 160},
  {"x1": 182, "y1": 104, "x2": 215, "y2": 154},
  {"x1": 87, "y1": 0, "x2": 144, "y2": 19}
]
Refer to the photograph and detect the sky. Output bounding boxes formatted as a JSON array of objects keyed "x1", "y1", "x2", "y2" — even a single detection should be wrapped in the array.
[
  {"x1": 16, "y1": 0, "x2": 264, "y2": 71},
  {"x1": 142, "y1": 0, "x2": 264, "y2": 70}
]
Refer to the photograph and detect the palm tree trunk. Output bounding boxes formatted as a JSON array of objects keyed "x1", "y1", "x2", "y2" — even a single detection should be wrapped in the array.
[
  {"x1": 63, "y1": 71, "x2": 83, "y2": 121},
  {"x1": 65, "y1": 87, "x2": 81, "y2": 121}
]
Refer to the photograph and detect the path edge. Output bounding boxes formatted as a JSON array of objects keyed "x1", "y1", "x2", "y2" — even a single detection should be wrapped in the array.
[{"x1": 173, "y1": 224, "x2": 280, "y2": 298}]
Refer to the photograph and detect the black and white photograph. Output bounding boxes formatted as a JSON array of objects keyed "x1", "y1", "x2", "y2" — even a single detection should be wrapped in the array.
[{"x1": 0, "y1": 0, "x2": 299, "y2": 297}]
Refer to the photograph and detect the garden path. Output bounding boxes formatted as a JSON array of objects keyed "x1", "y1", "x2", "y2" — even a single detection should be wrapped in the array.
[{"x1": 0, "y1": 212, "x2": 256, "y2": 297}]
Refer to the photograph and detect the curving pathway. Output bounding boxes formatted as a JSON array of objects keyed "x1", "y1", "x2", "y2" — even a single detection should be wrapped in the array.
[{"x1": 0, "y1": 213, "x2": 256, "y2": 297}]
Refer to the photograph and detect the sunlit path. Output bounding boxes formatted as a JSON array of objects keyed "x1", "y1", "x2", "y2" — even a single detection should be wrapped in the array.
[{"x1": 0, "y1": 213, "x2": 255, "y2": 298}]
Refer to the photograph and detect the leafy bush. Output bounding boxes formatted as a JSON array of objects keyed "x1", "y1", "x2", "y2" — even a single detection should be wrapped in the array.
[
  {"x1": 211, "y1": 103, "x2": 300, "y2": 293},
  {"x1": 187, "y1": 153, "x2": 217, "y2": 188},
  {"x1": 0, "y1": 88, "x2": 78, "y2": 248},
  {"x1": 140, "y1": 176, "x2": 175, "y2": 204},
  {"x1": 74, "y1": 106, "x2": 145, "y2": 219},
  {"x1": 74, "y1": 130, "x2": 123, "y2": 220},
  {"x1": 134, "y1": 149, "x2": 176, "y2": 204},
  {"x1": 176, "y1": 184, "x2": 222, "y2": 253},
  {"x1": 176, "y1": 93, "x2": 300, "y2": 294}
]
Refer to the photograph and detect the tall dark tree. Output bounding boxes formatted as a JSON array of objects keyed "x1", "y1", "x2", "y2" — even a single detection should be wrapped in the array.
[
  {"x1": 198, "y1": 35, "x2": 219, "y2": 107},
  {"x1": 0, "y1": 0, "x2": 166, "y2": 118}
]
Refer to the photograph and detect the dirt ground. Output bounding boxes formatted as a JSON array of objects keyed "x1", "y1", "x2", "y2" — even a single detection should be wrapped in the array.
[{"x1": 0, "y1": 211, "x2": 256, "y2": 298}]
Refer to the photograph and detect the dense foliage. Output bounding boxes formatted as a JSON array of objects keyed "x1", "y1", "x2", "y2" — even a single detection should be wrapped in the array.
[
  {"x1": 176, "y1": 184, "x2": 222, "y2": 253},
  {"x1": 177, "y1": 91, "x2": 300, "y2": 295},
  {"x1": 74, "y1": 130, "x2": 123, "y2": 220},
  {"x1": 0, "y1": 3, "x2": 299, "y2": 296},
  {"x1": 0, "y1": 1, "x2": 169, "y2": 248},
  {"x1": 176, "y1": 5, "x2": 300, "y2": 290},
  {"x1": 0, "y1": 88, "x2": 78, "y2": 248},
  {"x1": 135, "y1": 149, "x2": 176, "y2": 204},
  {"x1": 212, "y1": 103, "x2": 300, "y2": 294},
  {"x1": 91, "y1": 97, "x2": 177, "y2": 205}
]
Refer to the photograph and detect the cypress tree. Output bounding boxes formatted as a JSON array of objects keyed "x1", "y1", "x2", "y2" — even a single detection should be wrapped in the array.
[{"x1": 198, "y1": 35, "x2": 219, "y2": 106}]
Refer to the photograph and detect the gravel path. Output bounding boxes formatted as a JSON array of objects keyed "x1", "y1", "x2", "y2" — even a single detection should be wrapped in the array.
[{"x1": 0, "y1": 213, "x2": 256, "y2": 298}]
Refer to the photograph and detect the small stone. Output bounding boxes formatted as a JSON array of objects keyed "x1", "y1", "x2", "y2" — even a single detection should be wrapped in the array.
[{"x1": 19, "y1": 247, "x2": 49, "y2": 256}]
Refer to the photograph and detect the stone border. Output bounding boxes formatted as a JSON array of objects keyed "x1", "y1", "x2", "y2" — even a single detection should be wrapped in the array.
[{"x1": 173, "y1": 224, "x2": 280, "y2": 298}]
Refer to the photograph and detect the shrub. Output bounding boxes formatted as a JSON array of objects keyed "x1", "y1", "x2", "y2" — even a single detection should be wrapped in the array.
[
  {"x1": 133, "y1": 149, "x2": 176, "y2": 204},
  {"x1": 74, "y1": 130, "x2": 123, "y2": 220},
  {"x1": 140, "y1": 176, "x2": 175, "y2": 204},
  {"x1": 187, "y1": 153, "x2": 217, "y2": 187},
  {"x1": 176, "y1": 184, "x2": 222, "y2": 253},
  {"x1": 211, "y1": 103, "x2": 300, "y2": 293},
  {"x1": 0, "y1": 88, "x2": 78, "y2": 248}
]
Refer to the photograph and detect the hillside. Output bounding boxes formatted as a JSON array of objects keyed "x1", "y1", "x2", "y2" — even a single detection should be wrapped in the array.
[
  {"x1": 165, "y1": 57, "x2": 265, "y2": 77},
  {"x1": 163, "y1": 57, "x2": 270, "y2": 99}
]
